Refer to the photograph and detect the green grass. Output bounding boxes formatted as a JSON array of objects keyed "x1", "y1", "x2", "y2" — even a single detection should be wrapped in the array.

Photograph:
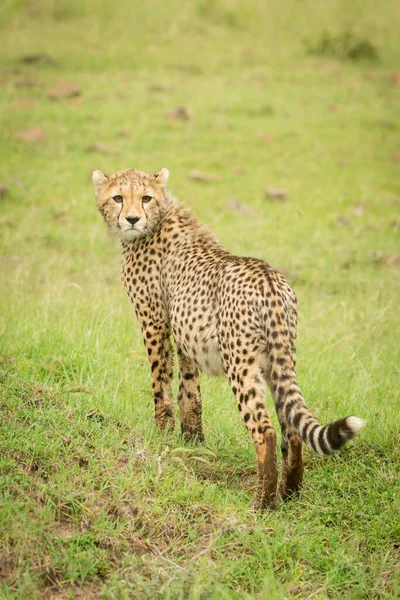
[{"x1": 1, "y1": 0, "x2": 400, "y2": 598}]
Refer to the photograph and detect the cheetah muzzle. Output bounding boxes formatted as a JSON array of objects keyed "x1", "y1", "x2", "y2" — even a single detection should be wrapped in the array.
[{"x1": 93, "y1": 166, "x2": 366, "y2": 510}]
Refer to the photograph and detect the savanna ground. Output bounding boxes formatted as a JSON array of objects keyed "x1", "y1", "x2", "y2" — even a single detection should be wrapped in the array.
[{"x1": 1, "y1": 1, "x2": 399, "y2": 598}]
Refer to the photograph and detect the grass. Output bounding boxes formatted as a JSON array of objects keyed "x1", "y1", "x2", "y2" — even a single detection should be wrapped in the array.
[{"x1": 0, "y1": 0, "x2": 399, "y2": 598}]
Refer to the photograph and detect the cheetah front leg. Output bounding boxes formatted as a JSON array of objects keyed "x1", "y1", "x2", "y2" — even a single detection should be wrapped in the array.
[
  {"x1": 177, "y1": 348, "x2": 204, "y2": 442},
  {"x1": 142, "y1": 322, "x2": 175, "y2": 431}
]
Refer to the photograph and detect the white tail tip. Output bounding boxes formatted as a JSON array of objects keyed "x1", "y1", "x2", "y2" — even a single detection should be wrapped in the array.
[{"x1": 346, "y1": 416, "x2": 367, "y2": 434}]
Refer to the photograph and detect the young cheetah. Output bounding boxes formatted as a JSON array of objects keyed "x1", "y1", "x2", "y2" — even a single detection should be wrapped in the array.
[{"x1": 93, "y1": 167, "x2": 365, "y2": 509}]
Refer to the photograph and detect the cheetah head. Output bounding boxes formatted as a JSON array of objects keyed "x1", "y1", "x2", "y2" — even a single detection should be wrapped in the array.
[{"x1": 92, "y1": 167, "x2": 170, "y2": 241}]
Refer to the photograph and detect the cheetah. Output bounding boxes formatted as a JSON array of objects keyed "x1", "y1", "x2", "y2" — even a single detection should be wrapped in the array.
[{"x1": 93, "y1": 166, "x2": 365, "y2": 509}]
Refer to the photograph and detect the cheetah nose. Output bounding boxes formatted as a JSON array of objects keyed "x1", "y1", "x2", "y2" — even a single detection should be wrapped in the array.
[{"x1": 126, "y1": 216, "x2": 140, "y2": 226}]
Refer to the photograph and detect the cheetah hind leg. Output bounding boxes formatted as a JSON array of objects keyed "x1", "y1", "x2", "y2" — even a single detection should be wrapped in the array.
[
  {"x1": 278, "y1": 294, "x2": 303, "y2": 499},
  {"x1": 253, "y1": 429, "x2": 279, "y2": 510},
  {"x1": 177, "y1": 348, "x2": 205, "y2": 443},
  {"x1": 226, "y1": 360, "x2": 279, "y2": 510},
  {"x1": 279, "y1": 423, "x2": 304, "y2": 501}
]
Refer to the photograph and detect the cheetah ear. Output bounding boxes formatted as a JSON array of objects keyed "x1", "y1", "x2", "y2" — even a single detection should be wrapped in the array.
[
  {"x1": 92, "y1": 170, "x2": 109, "y2": 194},
  {"x1": 153, "y1": 168, "x2": 169, "y2": 187}
]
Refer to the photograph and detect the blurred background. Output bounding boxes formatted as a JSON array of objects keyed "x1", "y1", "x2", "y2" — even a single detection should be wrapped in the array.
[{"x1": 1, "y1": 0, "x2": 399, "y2": 362}]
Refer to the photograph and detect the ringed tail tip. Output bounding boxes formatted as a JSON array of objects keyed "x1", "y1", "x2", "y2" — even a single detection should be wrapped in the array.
[{"x1": 346, "y1": 416, "x2": 367, "y2": 435}]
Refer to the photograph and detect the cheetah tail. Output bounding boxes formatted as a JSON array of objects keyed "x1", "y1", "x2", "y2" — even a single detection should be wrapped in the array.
[
  {"x1": 285, "y1": 396, "x2": 366, "y2": 455},
  {"x1": 269, "y1": 363, "x2": 366, "y2": 454},
  {"x1": 300, "y1": 414, "x2": 366, "y2": 455}
]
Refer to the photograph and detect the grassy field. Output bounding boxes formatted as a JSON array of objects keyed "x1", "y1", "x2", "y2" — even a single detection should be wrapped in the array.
[{"x1": 1, "y1": 0, "x2": 400, "y2": 598}]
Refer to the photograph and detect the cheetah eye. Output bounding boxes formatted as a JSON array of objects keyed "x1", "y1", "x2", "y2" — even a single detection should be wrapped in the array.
[
  {"x1": 142, "y1": 195, "x2": 152, "y2": 204},
  {"x1": 113, "y1": 195, "x2": 123, "y2": 203}
]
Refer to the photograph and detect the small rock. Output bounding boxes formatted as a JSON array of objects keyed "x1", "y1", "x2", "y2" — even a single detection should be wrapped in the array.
[
  {"x1": 266, "y1": 187, "x2": 287, "y2": 201},
  {"x1": 0, "y1": 185, "x2": 9, "y2": 199},
  {"x1": 14, "y1": 127, "x2": 45, "y2": 142},
  {"x1": 189, "y1": 170, "x2": 220, "y2": 183},
  {"x1": 226, "y1": 198, "x2": 256, "y2": 215},
  {"x1": 54, "y1": 212, "x2": 68, "y2": 224},
  {"x1": 391, "y1": 218, "x2": 400, "y2": 232},
  {"x1": 350, "y1": 205, "x2": 365, "y2": 218},
  {"x1": 336, "y1": 216, "x2": 351, "y2": 227},
  {"x1": 171, "y1": 64, "x2": 202, "y2": 75},
  {"x1": 260, "y1": 134, "x2": 275, "y2": 142},
  {"x1": 165, "y1": 106, "x2": 192, "y2": 121},
  {"x1": 384, "y1": 253, "x2": 400, "y2": 267},
  {"x1": 85, "y1": 142, "x2": 117, "y2": 155},
  {"x1": 390, "y1": 70, "x2": 400, "y2": 87},
  {"x1": 20, "y1": 53, "x2": 57, "y2": 66},
  {"x1": 47, "y1": 82, "x2": 81, "y2": 100},
  {"x1": 371, "y1": 250, "x2": 400, "y2": 267},
  {"x1": 150, "y1": 84, "x2": 172, "y2": 92}
]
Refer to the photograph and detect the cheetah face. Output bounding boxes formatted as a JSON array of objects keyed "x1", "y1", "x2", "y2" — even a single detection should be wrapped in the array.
[{"x1": 93, "y1": 168, "x2": 170, "y2": 241}]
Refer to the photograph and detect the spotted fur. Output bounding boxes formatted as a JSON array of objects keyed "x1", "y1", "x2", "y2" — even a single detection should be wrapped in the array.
[{"x1": 93, "y1": 167, "x2": 365, "y2": 509}]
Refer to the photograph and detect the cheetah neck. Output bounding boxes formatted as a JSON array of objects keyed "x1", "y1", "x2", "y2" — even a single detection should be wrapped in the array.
[{"x1": 121, "y1": 198, "x2": 226, "y2": 257}]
